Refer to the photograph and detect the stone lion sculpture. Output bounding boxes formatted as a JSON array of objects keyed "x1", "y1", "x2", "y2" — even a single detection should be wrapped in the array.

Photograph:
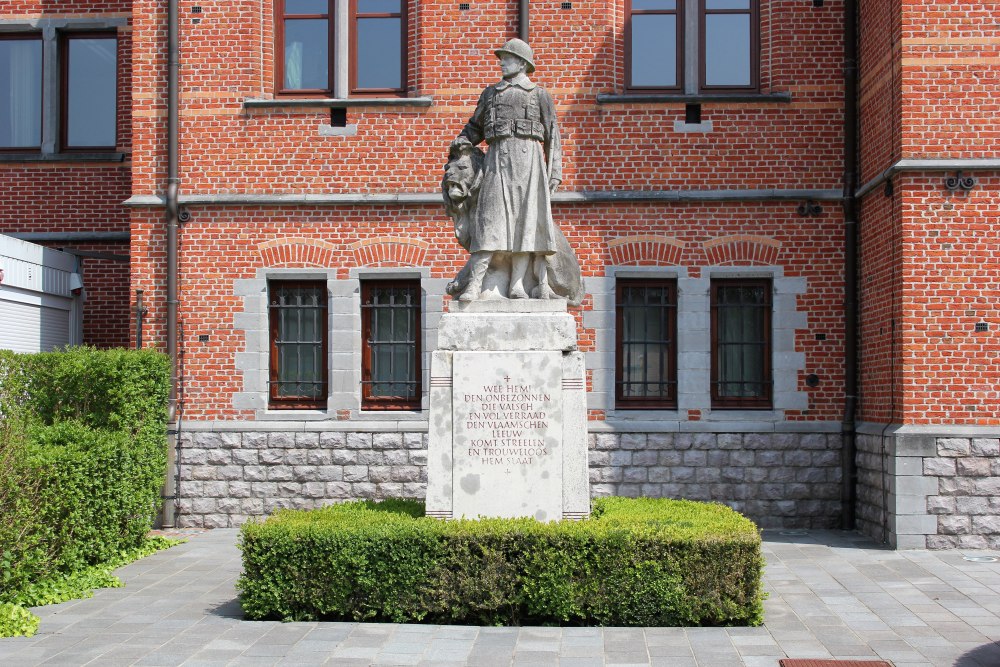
[{"x1": 442, "y1": 142, "x2": 584, "y2": 306}]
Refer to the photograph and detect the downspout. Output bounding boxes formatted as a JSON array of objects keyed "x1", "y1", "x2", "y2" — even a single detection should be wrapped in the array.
[
  {"x1": 518, "y1": 0, "x2": 528, "y2": 42},
  {"x1": 841, "y1": 0, "x2": 859, "y2": 531},
  {"x1": 161, "y1": 0, "x2": 181, "y2": 528}
]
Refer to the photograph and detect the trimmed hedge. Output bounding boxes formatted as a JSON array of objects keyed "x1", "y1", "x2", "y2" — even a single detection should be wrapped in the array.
[
  {"x1": 0, "y1": 348, "x2": 169, "y2": 598},
  {"x1": 238, "y1": 498, "x2": 764, "y2": 626}
]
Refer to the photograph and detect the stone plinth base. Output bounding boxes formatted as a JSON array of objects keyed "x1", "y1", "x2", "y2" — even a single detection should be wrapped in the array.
[{"x1": 426, "y1": 301, "x2": 590, "y2": 521}]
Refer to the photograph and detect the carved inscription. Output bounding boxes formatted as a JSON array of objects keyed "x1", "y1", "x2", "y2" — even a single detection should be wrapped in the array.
[{"x1": 462, "y1": 378, "x2": 552, "y2": 467}]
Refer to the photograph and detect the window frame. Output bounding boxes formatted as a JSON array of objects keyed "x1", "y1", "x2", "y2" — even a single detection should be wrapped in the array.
[
  {"x1": 625, "y1": 0, "x2": 683, "y2": 93},
  {"x1": 348, "y1": 0, "x2": 407, "y2": 96},
  {"x1": 59, "y1": 31, "x2": 118, "y2": 153},
  {"x1": 698, "y1": 0, "x2": 759, "y2": 93},
  {"x1": 710, "y1": 277, "x2": 772, "y2": 409},
  {"x1": 267, "y1": 280, "x2": 329, "y2": 410},
  {"x1": 275, "y1": 0, "x2": 408, "y2": 98},
  {"x1": 614, "y1": 278, "x2": 679, "y2": 410},
  {"x1": 0, "y1": 32, "x2": 44, "y2": 153},
  {"x1": 275, "y1": 0, "x2": 335, "y2": 96},
  {"x1": 360, "y1": 279, "x2": 421, "y2": 411}
]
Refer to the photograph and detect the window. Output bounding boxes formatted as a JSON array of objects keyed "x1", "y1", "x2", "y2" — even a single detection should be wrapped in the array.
[
  {"x1": 0, "y1": 30, "x2": 118, "y2": 153},
  {"x1": 711, "y1": 279, "x2": 771, "y2": 408},
  {"x1": 361, "y1": 280, "x2": 421, "y2": 410},
  {"x1": 61, "y1": 33, "x2": 118, "y2": 150},
  {"x1": 615, "y1": 279, "x2": 678, "y2": 409},
  {"x1": 0, "y1": 34, "x2": 43, "y2": 150},
  {"x1": 626, "y1": 0, "x2": 681, "y2": 91},
  {"x1": 276, "y1": 0, "x2": 407, "y2": 96},
  {"x1": 268, "y1": 281, "x2": 328, "y2": 409},
  {"x1": 700, "y1": 0, "x2": 756, "y2": 90},
  {"x1": 626, "y1": 0, "x2": 758, "y2": 93}
]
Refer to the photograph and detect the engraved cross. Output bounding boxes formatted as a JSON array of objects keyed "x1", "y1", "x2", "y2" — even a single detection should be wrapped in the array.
[{"x1": 503, "y1": 375, "x2": 511, "y2": 382}]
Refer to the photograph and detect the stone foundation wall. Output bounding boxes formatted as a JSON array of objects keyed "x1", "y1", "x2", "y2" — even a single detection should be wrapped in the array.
[
  {"x1": 854, "y1": 426, "x2": 1000, "y2": 549},
  {"x1": 176, "y1": 431, "x2": 429, "y2": 528},
  {"x1": 855, "y1": 433, "x2": 889, "y2": 544},
  {"x1": 588, "y1": 432, "x2": 843, "y2": 529},
  {"x1": 176, "y1": 429, "x2": 843, "y2": 529},
  {"x1": 924, "y1": 437, "x2": 1000, "y2": 550}
]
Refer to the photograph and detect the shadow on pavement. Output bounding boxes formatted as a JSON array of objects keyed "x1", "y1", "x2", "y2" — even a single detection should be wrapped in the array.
[
  {"x1": 210, "y1": 598, "x2": 244, "y2": 620},
  {"x1": 955, "y1": 641, "x2": 1000, "y2": 667}
]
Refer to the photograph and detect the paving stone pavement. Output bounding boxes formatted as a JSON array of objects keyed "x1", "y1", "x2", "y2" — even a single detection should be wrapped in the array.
[{"x1": 1, "y1": 529, "x2": 999, "y2": 666}]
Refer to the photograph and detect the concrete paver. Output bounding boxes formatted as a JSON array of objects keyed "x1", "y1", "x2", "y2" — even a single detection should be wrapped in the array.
[{"x1": 0, "y1": 529, "x2": 999, "y2": 665}]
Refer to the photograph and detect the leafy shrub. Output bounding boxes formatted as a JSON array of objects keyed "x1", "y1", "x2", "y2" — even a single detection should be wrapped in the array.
[
  {"x1": 0, "y1": 536, "x2": 180, "y2": 638},
  {"x1": 0, "y1": 603, "x2": 39, "y2": 638},
  {"x1": 238, "y1": 497, "x2": 764, "y2": 626},
  {"x1": 0, "y1": 348, "x2": 169, "y2": 603}
]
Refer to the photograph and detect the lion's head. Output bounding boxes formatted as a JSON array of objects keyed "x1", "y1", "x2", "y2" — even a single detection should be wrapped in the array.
[{"x1": 442, "y1": 141, "x2": 485, "y2": 217}]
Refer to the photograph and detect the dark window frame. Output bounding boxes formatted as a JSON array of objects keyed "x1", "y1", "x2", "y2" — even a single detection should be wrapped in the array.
[
  {"x1": 268, "y1": 280, "x2": 329, "y2": 410},
  {"x1": 615, "y1": 278, "x2": 678, "y2": 410},
  {"x1": 275, "y1": 0, "x2": 335, "y2": 96},
  {"x1": 0, "y1": 32, "x2": 44, "y2": 153},
  {"x1": 710, "y1": 278, "x2": 772, "y2": 409},
  {"x1": 348, "y1": 0, "x2": 407, "y2": 96},
  {"x1": 625, "y1": 0, "x2": 683, "y2": 93},
  {"x1": 698, "y1": 0, "x2": 759, "y2": 93},
  {"x1": 361, "y1": 279, "x2": 421, "y2": 411},
  {"x1": 59, "y1": 31, "x2": 119, "y2": 152}
]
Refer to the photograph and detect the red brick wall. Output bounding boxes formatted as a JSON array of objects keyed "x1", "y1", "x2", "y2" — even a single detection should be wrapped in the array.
[
  {"x1": 898, "y1": 174, "x2": 1000, "y2": 425},
  {"x1": 858, "y1": 2, "x2": 1000, "y2": 426},
  {"x1": 129, "y1": 0, "x2": 850, "y2": 423}
]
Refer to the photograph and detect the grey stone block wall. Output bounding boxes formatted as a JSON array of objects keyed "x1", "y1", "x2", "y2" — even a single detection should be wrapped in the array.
[
  {"x1": 588, "y1": 431, "x2": 843, "y2": 529},
  {"x1": 855, "y1": 428, "x2": 1000, "y2": 550},
  {"x1": 855, "y1": 433, "x2": 889, "y2": 544},
  {"x1": 176, "y1": 430, "x2": 428, "y2": 528},
  {"x1": 924, "y1": 437, "x2": 1000, "y2": 550},
  {"x1": 174, "y1": 428, "x2": 843, "y2": 529}
]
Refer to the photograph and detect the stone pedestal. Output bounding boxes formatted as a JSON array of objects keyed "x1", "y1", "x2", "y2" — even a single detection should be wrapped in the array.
[{"x1": 426, "y1": 300, "x2": 590, "y2": 521}]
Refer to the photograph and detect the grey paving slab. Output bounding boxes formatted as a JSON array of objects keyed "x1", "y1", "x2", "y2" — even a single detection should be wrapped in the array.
[{"x1": 0, "y1": 529, "x2": 998, "y2": 666}]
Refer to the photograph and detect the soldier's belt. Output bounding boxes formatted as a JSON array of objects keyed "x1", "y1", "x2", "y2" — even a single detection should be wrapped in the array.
[{"x1": 484, "y1": 119, "x2": 545, "y2": 143}]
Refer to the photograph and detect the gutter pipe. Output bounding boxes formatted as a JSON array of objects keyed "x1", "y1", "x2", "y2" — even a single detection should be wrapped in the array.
[
  {"x1": 841, "y1": 0, "x2": 859, "y2": 531},
  {"x1": 519, "y1": 0, "x2": 528, "y2": 42},
  {"x1": 161, "y1": 0, "x2": 181, "y2": 528}
]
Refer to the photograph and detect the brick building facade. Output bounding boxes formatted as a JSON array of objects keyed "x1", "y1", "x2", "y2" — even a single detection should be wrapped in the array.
[
  {"x1": 3, "y1": 0, "x2": 998, "y2": 548},
  {"x1": 1, "y1": 2, "x2": 132, "y2": 348}
]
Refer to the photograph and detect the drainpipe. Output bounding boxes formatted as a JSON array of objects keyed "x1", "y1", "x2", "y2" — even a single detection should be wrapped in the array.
[
  {"x1": 161, "y1": 0, "x2": 181, "y2": 528},
  {"x1": 518, "y1": 0, "x2": 528, "y2": 42},
  {"x1": 841, "y1": 0, "x2": 859, "y2": 531}
]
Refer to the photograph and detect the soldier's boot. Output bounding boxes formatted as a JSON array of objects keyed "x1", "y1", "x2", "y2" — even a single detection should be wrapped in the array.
[
  {"x1": 459, "y1": 252, "x2": 491, "y2": 301},
  {"x1": 509, "y1": 254, "x2": 530, "y2": 299},
  {"x1": 532, "y1": 255, "x2": 557, "y2": 299}
]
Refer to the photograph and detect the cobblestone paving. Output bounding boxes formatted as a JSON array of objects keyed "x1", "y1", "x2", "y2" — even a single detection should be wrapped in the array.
[{"x1": 1, "y1": 529, "x2": 998, "y2": 666}]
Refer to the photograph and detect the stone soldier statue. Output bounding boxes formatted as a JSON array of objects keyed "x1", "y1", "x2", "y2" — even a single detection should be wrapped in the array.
[{"x1": 450, "y1": 38, "x2": 563, "y2": 301}]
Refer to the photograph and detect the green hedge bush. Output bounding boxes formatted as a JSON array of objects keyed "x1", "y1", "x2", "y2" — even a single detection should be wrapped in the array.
[
  {"x1": 238, "y1": 498, "x2": 764, "y2": 626},
  {"x1": 0, "y1": 348, "x2": 169, "y2": 600}
]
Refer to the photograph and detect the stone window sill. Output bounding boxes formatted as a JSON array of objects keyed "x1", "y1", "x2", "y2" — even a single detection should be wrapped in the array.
[
  {"x1": 596, "y1": 92, "x2": 792, "y2": 105},
  {"x1": 244, "y1": 97, "x2": 433, "y2": 110},
  {"x1": 0, "y1": 152, "x2": 127, "y2": 163}
]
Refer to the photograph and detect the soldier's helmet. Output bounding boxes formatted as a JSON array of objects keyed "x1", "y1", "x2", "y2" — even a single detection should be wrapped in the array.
[{"x1": 494, "y1": 38, "x2": 535, "y2": 74}]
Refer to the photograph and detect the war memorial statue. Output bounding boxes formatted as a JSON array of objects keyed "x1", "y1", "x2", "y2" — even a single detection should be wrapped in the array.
[
  {"x1": 427, "y1": 39, "x2": 590, "y2": 522},
  {"x1": 443, "y1": 38, "x2": 584, "y2": 305}
]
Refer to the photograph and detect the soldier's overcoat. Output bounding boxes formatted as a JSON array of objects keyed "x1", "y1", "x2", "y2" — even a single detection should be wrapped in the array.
[{"x1": 458, "y1": 74, "x2": 562, "y2": 255}]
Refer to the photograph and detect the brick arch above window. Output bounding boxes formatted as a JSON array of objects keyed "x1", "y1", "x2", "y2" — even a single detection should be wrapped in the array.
[
  {"x1": 702, "y1": 234, "x2": 781, "y2": 266},
  {"x1": 350, "y1": 236, "x2": 429, "y2": 267},
  {"x1": 607, "y1": 234, "x2": 686, "y2": 266},
  {"x1": 258, "y1": 237, "x2": 338, "y2": 267}
]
